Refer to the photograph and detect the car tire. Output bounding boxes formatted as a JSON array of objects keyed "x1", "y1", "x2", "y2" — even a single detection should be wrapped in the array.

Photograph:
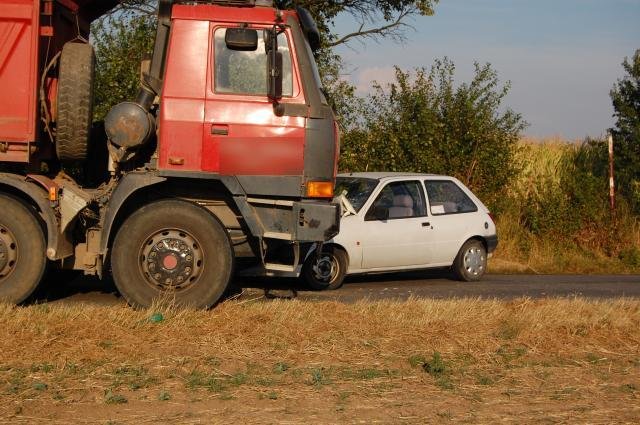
[
  {"x1": 302, "y1": 246, "x2": 348, "y2": 290},
  {"x1": 452, "y1": 239, "x2": 487, "y2": 282},
  {"x1": 111, "y1": 199, "x2": 234, "y2": 309},
  {"x1": 0, "y1": 194, "x2": 47, "y2": 303}
]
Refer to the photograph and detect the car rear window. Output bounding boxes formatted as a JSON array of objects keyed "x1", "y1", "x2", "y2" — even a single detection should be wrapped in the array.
[{"x1": 424, "y1": 180, "x2": 478, "y2": 215}]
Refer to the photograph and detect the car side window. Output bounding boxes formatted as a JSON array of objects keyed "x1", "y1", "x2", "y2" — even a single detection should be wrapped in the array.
[
  {"x1": 213, "y1": 28, "x2": 293, "y2": 96},
  {"x1": 424, "y1": 180, "x2": 478, "y2": 215},
  {"x1": 365, "y1": 181, "x2": 426, "y2": 221}
]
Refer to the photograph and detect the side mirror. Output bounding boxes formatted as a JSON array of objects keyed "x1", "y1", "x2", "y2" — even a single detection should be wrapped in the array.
[
  {"x1": 267, "y1": 26, "x2": 283, "y2": 102},
  {"x1": 225, "y1": 28, "x2": 258, "y2": 51}
]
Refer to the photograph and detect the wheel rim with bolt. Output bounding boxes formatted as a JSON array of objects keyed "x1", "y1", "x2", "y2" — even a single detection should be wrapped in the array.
[
  {"x1": 312, "y1": 253, "x2": 339, "y2": 283},
  {"x1": 463, "y1": 245, "x2": 485, "y2": 277},
  {"x1": 139, "y1": 229, "x2": 203, "y2": 291},
  {"x1": 0, "y1": 225, "x2": 18, "y2": 282}
]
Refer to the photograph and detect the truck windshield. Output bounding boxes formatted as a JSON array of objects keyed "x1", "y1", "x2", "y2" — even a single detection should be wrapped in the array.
[{"x1": 335, "y1": 177, "x2": 378, "y2": 212}]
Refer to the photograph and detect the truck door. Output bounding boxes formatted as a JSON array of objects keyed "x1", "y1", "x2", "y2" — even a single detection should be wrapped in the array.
[{"x1": 202, "y1": 26, "x2": 306, "y2": 176}]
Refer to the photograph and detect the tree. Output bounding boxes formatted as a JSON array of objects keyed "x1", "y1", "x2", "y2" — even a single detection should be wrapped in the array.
[
  {"x1": 340, "y1": 58, "x2": 526, "y2": 209},
  {"x1": 610, "y1": 49, "x2": 640, "y2": 213},
  {"x1": 91, "y1": 1, "x2": 438, "y2": 122},
  {"x1": 92, "y1": 14, "x2": 156, "y2": 121}
]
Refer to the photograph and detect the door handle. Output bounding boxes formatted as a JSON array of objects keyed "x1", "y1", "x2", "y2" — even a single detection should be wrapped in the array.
[
  {"x1": 422, "y1": 222, "x2": 432, "y2": 228},
  {"x1": 211, "y1": 124, "x2": 229, "y2": 136}
]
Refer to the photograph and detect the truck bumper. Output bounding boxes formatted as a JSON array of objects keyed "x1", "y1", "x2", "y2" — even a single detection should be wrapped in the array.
[{"x1": 293, "y1": 201, "x2": 340, "y2": 242}]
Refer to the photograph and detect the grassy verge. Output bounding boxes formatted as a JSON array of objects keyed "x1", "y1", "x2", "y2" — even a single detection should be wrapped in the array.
[
  {"x1": 0, "y1": 298, "x2": 638, "y2": 423},
  {"x1": 489, "y1": 139, "x2": 640, "y2": 274}
]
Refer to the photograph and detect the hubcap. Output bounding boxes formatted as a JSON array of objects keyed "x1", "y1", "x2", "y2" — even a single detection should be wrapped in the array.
[
  {"x1": 139, "y1": 229, "x2": 203, "y2": 291},
  {"x1": 0, "y1": 225, "x2": 18, "y2": 281},
  {"x1": 312, "y1": 254, "x2": 338, "y2": 283},
  {"x1": 463, "y1": 246, "x2": 485, "y2": 276}
]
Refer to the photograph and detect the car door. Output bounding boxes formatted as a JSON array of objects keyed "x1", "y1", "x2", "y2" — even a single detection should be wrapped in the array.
[
  {"x1": 423, "y1": 179, "x2": 480, "y2": 265},
  {"x1": 359, "y1": 180, "x2": 431, "y2": 269},
  {"x1": 202, "y1": 26, "x2": 306, "y2": 175}
]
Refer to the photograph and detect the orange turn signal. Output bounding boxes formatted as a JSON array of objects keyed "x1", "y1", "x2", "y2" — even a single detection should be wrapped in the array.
[
  {"x1": 306, "y1": 181, "x2": 334, "y2": 198},
  {"x1": 49, "y1": 187, "x2": 57, "y2": 202}
]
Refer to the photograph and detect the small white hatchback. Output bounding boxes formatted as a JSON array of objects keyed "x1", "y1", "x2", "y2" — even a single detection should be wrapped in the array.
[{"x1": 301, "y1": 172, "x2": 498, "y2": 290}]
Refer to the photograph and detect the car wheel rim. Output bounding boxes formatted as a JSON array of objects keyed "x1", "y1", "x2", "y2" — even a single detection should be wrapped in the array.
[
  {"x1": 463, "y1": 246, "x2": 485, "y2": 276},
  {"x1": 139, "y1": 229, "x2": 203, "y2": 291},
  {"x1": 312, "y1": 254, "x2": 338, "y2": 283},
  {"x1": 0, "y1": 224, "x2": 18, "y2": 282}
]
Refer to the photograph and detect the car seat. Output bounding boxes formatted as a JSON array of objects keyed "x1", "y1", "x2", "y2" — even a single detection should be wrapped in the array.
[{"x1": 388, "y1": 194, "x2": 414, "y2": 218}]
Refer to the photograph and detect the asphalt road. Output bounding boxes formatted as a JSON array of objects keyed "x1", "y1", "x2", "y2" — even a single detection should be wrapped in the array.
[{"x1": 36, "y1": 271, "x2": 640, "y2": 307}]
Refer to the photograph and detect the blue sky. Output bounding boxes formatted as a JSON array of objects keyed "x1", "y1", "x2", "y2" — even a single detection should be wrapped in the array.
[{"x1": 332, "y1": 0, "x2": 640, "y2": 140}]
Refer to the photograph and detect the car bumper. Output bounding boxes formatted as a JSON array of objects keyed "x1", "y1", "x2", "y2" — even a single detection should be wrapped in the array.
[{"x1": 486, "y1": 234, "x2": 498, "y2": 254}]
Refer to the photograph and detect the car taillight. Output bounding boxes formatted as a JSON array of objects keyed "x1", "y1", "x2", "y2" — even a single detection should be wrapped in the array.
[{"x1": 488, "y1": 212, "x2": 495, "y2": 223}]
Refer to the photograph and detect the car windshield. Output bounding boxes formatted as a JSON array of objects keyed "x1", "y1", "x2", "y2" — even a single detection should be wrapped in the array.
[{"x1": 335, "y1": 177, "x2": 378, "y2": 212}]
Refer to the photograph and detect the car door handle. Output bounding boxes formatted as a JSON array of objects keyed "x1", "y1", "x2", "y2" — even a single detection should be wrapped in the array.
[
  {"x1": 211, "y1": 124, "x2": 229, "y2": 136},
  {"x1": 422, "y1": 222, "x2": 431, "y2": 227}
]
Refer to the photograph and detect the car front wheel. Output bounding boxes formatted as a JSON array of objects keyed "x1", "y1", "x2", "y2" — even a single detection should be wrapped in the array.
[
  {"x1": 302, "y1": 246, "x2": 348, "y2": 290},
  {"x1": 452, "y1": 239, "x2": 487, "y2": 282}
]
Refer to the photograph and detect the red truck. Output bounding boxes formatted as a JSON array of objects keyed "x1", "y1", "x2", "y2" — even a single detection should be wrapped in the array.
[{"x1": 0, "y1": 0, "x2": 340, "y2": 308}]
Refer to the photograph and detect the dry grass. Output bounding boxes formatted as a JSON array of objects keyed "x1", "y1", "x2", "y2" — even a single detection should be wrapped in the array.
[{"x1": 0, "y1": 298, "x2": 639, "y2": 423}]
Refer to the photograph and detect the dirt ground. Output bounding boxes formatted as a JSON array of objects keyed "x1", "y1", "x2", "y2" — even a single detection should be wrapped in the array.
[{"x1": 0, "y1": 298, "x2": 638, "y2": 424}]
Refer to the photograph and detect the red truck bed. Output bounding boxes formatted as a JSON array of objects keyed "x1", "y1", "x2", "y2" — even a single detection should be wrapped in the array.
[{"x1": 0, "y1": 0, "x2": 117, "y2": 162}]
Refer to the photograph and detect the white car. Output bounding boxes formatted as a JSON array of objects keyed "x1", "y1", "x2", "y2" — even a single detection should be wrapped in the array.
[{"x1": 301, "y1": 172, "x2": 498, "y2": 290}]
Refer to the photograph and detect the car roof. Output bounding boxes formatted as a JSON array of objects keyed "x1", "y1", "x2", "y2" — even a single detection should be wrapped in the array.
[{"x1": 337, "y1": 171, "x2": 449, "y2": 181}]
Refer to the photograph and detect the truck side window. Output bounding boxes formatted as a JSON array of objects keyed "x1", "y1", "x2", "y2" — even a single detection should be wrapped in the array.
[{"x1": 214, "y1": 28, "x2": 293, "y2": 96}]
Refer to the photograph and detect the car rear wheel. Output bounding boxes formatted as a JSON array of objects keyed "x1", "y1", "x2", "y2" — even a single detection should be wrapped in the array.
[
  {"x1": 302, "y1": 246, "x2": 347, "y2": 290},
  {"x1": 452, "y1": 239, "x2": 486, "y2": 282},
  {"x1": 111, "y1": 199, "x2": 234, "y2": 309}
]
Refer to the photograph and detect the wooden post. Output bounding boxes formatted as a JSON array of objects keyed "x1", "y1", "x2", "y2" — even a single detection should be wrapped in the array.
[{"x1": 608, "y1": 133, "x2": 615, "y2": 213}]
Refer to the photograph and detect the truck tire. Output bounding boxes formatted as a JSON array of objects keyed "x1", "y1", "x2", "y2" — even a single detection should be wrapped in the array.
[
  {"x1": 111, "y1": 199, "x2": 234, "y2": 309},
  {"x1": 0, "y1": 194, "x2": 47, "y2": 303},
  {"x1": 56, "y1": 42, "x2": 95, "y2": 162}
]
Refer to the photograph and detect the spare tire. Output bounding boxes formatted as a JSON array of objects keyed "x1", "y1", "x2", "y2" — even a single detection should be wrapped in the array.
[{"x1": 56, "y1": 42, "x2": 95, "y2": 162}]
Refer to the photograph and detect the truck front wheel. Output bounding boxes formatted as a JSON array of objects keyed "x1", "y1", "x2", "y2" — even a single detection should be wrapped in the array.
[
  {"x1": 111, "y1": 199, "x2": 234, "y2": 309},
  {"x1": 0, "y1": 194, "x2": 47, "y2": 303}
]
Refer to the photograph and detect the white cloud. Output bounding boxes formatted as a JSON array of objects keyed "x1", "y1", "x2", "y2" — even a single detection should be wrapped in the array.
[{"x1": 353, "y1": 66, "x2": 398, "y2": 94}]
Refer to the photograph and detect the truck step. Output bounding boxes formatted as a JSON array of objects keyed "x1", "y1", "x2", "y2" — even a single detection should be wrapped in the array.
[{"x1": 264, "y1": 263, "x2": 296, "y2": 272}]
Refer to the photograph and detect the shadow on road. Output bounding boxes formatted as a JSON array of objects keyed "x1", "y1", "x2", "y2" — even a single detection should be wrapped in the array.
[{"x1": 27, "y1": 267, "x2": 456, "y2": 305}]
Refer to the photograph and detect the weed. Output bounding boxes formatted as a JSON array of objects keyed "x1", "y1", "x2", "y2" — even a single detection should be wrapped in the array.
[
  {"x1": 186, "y1": 370, "x2": 225, "y2": 393},
  {"x1": 620, "y1": 383, "x2": 637, "y2": 393},
  {"x1": 30, "y1": 363, "x2": 54, "y2": 373},
  {"x1": 104, "y1": 390, "x2": 127, "y2": 404},
  {"x1": 408, "y1": 354, "x2": 427, "y2": 368},
  {"x1": 158, "y1": 390, "x2": 171, "y2": 401},
  {"x1": 494, "y1": 321, "x2": 520, "y2": 340},
  {"x1": 423, "y1": 352, "x2": 447, "y2": 377},
  {"x1": 586, "y1": 353, "x2": 604, "y2": 364},
  {"x1": 273, "y1": 362, "x2": 289, "y2": 374},
  {"x1": 476, "y1": 375, "x2": 493, "y2": 386},
  {"x1": 32, "y1": 382, "x2": 48, "y2": 391},
  {"x1": 267, "y1": 391, "x2": 278, "y2": 400},
  {"x1": 230, "y1": 372, "x2": 247, "y2": 386},
  {"x1": 219, "y1": 393, "x2": 235, "y2": 400},
  {"x1": 255, "y1": 376, "x2": 275, "y2": 387},
  {"x1": 437, "y1": 410, "x2": 453, "y2": 420},
  {"x1": 309, "y1": 368, "x2": 330, "y2": 387}
]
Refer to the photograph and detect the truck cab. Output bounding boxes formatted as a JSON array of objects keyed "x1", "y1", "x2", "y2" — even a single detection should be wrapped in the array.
[{"x1": 0, "y1": 0, "x2": 340, "y2": 308}]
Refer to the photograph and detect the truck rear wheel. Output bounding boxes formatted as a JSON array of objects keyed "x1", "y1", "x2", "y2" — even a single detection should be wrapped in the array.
[
  {"x1": 56, "y1": 42, "x2": 95, "y2": 162},
  {"x1": 111, "y1": 199, "x2": 234, "y2": 309},
  {"x1": 0, "y1": 194, "x2": 47, "y2": 303}
]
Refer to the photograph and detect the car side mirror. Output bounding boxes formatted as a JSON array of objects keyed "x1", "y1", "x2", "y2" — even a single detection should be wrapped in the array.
[
  {"x1": 266, "y1": 26, "x2": 284, "y2": 113},
  {"x1": 225, "y1": 28, "x2": 258, "y2": 51}
]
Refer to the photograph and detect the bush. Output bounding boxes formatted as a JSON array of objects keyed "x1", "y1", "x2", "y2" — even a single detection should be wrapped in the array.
[{"x1": 340, "y1": 58, "x2": 526, "y2": 211}]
